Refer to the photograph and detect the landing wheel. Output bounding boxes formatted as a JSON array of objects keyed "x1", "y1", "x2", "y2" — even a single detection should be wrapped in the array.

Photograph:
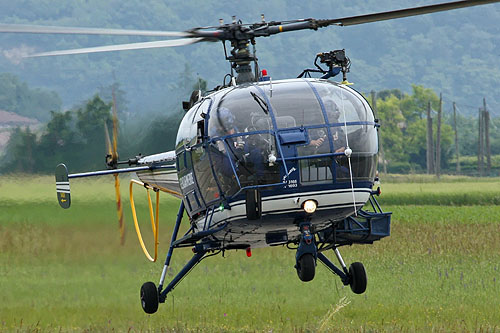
[
  {"x1": 296, "y1": 253, "x2": 316, "y2": 282},
  {"x1": 140, "y1": 281, "x2": 159, "y2": 314},
  {"x1": 349, "y1": 262, "x2": 367, "y2": 294}
]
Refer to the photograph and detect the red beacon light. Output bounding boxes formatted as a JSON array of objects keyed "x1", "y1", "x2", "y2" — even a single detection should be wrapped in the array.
[
  {"x1": 259, "y1": 69, "x2": 270, "y2": 81},
  {"x1": 246, "y1": 247, "x2": 252, "y2": 257}
]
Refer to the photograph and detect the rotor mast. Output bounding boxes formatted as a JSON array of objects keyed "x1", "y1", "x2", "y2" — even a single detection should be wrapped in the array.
[
  {"x1": 214, "y1": 17, "x2": 259, "y2": 84},
  {"x1": 227, "y1": 35, "x2": 256, "y2": 84}
]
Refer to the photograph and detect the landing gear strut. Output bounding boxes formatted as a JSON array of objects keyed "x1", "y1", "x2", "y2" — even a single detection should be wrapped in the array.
[
  {"x1": 295, "y1": 223, "x2": 317, "y2": 282},
  {"x1": 317, "y1": 247, "x2": 368, "y2": 294}
]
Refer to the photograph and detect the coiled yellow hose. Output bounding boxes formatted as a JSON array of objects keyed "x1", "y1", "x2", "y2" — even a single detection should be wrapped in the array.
[{"x1": 129, "y1": 179, "x2": 159, "y2": 262}]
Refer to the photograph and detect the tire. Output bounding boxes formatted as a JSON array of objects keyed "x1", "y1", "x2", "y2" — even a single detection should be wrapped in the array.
[
  {"x1": 349, "y1": 262, "x2": 367, "y2": 294},
  {"x1": 140, "y1": 281, "x2": 159, "y2": 314},
  {"x1": 296, "y1": 253, "x2": 316, "y2": 282}
]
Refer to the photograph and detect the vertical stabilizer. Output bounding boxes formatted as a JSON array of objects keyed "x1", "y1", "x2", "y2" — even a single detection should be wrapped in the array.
[{"x1": 55, "y1": 163, "x2": 71, "y2": 209}]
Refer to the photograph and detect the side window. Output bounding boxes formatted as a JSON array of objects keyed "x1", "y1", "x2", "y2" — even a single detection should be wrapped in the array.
[
  {"x1": 185, "y1": 150, "x2": 193, "y2": 169},
  {"x1": 176, "y1": 153, "x2": 186, "y2": 171},
  {"x1": 191, "y1": 145, "x2": 220, "y2": 203}
]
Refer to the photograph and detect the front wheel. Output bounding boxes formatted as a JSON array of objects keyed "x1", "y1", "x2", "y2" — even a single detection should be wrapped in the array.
[
  {"x1": 140, "y1": 281, "x2": 159, "y2": 314},
  {"x1": 349, "y1": 262, "x2": 367, "y2": 294},
  {"x1": 296, "y1": 253, "x2": 316, "y2": 282}
]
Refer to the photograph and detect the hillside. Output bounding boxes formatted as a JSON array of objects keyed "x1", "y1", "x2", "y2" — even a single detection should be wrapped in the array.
[{"x1": 0, "y1": 0, "x2": 499, "y2": 119}]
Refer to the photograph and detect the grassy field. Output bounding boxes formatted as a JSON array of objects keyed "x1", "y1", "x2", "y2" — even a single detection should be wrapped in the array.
[{"x1": 1, "y1": 175, "x2": 500, "y2": 332}]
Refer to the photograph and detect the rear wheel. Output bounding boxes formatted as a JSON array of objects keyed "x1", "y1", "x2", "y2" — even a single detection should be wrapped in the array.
[
  {"x1": 296, "y1": 254, "x2": 316, "y2": 282},
  {"x1": 140, "y1": 281, "x2": 159, "y2": 314},
  {"x1": 349, "y1": 262, "x2": 367, "y2": 294}
]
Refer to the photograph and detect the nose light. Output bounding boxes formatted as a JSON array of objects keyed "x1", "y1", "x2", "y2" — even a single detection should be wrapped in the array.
[{"x1": 303, "y1": 200, "x2": 317, "y2": 214}]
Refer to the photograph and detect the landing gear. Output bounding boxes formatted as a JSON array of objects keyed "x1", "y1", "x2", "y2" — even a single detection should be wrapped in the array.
[
  {"x1": 140, "y1": 282, "x2": 159, "y2": 314},
  {"x1": 296, "y1": 253, "x2": 316, "y2": 282},
  {"x1": 295, "y1": 223, "x2": 317, "y2": 282},
  {"x1": 349, "y1": 262, "x2": 367, "y2": 294},
  {"x1": 317, "y1": 247, "x2": 368, "y2": 295}
]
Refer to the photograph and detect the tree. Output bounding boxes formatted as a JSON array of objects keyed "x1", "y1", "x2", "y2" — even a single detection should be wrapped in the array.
[
  {"x1": 377, "y1": 95, "x2": 407, "y2": 167},
  {"x1": 74, "y1": 95, "x2": 112, "y2": 170},
  {"x1": 0, "y1": 73, "x2": 61, "y2": 121},
  {"x1": 36, "y1": 110, "x2": 78, "y2": 171},
  {"x1": 374, "y1": 86, "x2": 454, "y2": 173},
  {"x1": 98, "y1": 82, "x2": 130, "y2": 117},
  {"x1": 1, "y1": 127, "x2": 37, "y2": 173}
]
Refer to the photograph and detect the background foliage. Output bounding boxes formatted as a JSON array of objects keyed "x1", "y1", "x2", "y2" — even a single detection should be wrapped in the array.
[
  {"x1": 0, "y1": 0, "x2": 499, "y2": 115},
  {"x1": 1, "y1": 81, "x2": 499, "y2": 175},
  {"x1": 0, "y1": 1, "x2": 499, "y2": 175}
]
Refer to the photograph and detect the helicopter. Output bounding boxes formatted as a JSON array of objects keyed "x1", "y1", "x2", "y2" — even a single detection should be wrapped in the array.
[{"x1": 2, "y1": 0, "x2": 498, "y2": 315}]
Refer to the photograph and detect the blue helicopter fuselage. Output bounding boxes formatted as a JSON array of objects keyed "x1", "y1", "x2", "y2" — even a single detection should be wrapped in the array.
[{"x1": 138, "y1": 78, "x2": 379, "y2": 248}]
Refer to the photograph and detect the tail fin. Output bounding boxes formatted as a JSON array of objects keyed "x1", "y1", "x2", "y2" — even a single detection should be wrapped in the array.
[{"x1": 55, "y1": 163, "x2": 71, "y2": 209}]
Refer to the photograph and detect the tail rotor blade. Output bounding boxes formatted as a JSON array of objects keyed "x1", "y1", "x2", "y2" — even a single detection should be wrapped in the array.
[
  {"x1": 110, "y1": 86, "x2": 125, "y2": 244},
  {"x1": 111, "y1": 88, "x2": 119, "y2": 162},
  {"x1": 114, "y1": 173, "x2": 125, "y2": 245},
  {"x1": 104, "y1": 122, "x2": 113, "y2": 157}
]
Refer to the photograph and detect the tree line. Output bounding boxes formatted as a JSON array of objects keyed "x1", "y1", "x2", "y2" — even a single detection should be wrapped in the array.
[
  {"x1": 1, "y1": 81, "x2": 498, "y2": 175},
  {"x1": 369, "y1": 86, "x2": 500, "y2": 176}
]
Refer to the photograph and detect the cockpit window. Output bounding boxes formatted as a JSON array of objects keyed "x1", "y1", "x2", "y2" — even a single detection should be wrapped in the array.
[
  {"x1": 314, "y1": 82, "x2": 371, "y2": 125},
  {"x1": 208, "y1": 88, "x2": 272, "y2": 139},
  {"x1": 207, "y1": 88, "x2": 281, "y2": 197},
  {"x1": 314, "y1": 82, "x2": 378, "y2": 155},
  {"x1": 200, "y1": 80, "x2": 378, "y2": 194},
  {"x1": 259, "y1": 81, "x2": 325, "y2": 128}
]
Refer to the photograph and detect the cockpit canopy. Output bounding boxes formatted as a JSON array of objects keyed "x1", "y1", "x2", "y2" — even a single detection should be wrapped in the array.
[{"x1": 175, "y1": 79, "x2": 378, "y2": 208}]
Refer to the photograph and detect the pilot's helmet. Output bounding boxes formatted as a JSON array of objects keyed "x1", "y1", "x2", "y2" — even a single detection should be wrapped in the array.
[
  {"x1": 323, "y1": 97, "x2": 341, "y2": 123},
  {"x1": 214, "y1": 106, "x2": 237, "y2": 135},
  {"x1": 217, "y1": 107, "x2": 234, "y2": 124}
]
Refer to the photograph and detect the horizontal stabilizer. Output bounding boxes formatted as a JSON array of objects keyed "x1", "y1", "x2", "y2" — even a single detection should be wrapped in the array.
[{"x1": 55, "y1": 163, "x2": 71, "y2": 209}]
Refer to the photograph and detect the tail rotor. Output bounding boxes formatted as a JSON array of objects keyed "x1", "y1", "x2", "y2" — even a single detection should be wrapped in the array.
[{"x1": 105, "y1": 89, "x2": 126, "y2": 245}]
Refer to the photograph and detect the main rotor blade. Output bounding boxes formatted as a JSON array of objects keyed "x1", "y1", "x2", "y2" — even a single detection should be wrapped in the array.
[
  {"x1": 26, "y1": 38, "x2": 203, "y2": 57},
  {"x1": 322, "y1": 0, "x2": 500, "y2": 27},
  {"x1": 0, "y1": 23, "x2": 192, "y2": 38}
]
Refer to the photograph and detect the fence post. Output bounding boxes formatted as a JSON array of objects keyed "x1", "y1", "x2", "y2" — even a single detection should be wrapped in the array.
[
  {"x1": 436, "y1": 93, "x2": 442, "y2": 179},
  {"x1": 453, "y1": 102, "x2": 460, "y2": 174},
  {"x1": 426, "y1": 101, "x2": 434, "y2": 174}
]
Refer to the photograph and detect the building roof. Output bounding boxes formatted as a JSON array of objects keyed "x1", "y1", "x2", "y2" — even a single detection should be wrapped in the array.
[{"x1": 0, "y1": 110, "x2": 39, "y2": 126}]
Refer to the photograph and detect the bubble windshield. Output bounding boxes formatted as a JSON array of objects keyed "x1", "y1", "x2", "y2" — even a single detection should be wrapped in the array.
[{"x1": 203, "y1": 80, "x2": 378, "y2": 197}]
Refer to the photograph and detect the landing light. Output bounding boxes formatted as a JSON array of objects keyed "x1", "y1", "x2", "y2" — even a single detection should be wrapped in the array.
[{"x1": 303, "y1": 200, "x2": 317, "y2": 214}]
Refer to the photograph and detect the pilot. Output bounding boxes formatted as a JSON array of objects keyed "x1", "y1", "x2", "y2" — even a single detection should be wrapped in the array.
[
  {"x1": 308, "y1": 98, "x2": 346, "y2": 153},
  {"x1": 209, "y1": 106, "x2": 244, "y2": 194},
  {"x1": 211, "y1": 107, "x2": 244, "y2": 151}
]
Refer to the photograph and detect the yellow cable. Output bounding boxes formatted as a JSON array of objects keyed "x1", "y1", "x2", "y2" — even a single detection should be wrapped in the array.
[{"x1": 129, "y1": 179, "x2": 160, "y2": 262}]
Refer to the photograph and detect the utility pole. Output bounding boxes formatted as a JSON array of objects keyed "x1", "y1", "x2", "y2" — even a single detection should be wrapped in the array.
[
  {"x1": 371, "y1": 91, "x2": 387, "y2": 174},
  {"x1": 478, "y1": 107, "x2": 484, "y2": 176},
  {"x1": 426, "y1": 101, "x2": 434, "y2": 174},
  {"x1": 453, "y1": 102, "x2": 460, "y2": 173},
  {"x1": 484, "y1": 98, "x2": 491, "y2": 175},
  {"x1": 436, "y1": 93, "x2": 442, "y2": 179}
]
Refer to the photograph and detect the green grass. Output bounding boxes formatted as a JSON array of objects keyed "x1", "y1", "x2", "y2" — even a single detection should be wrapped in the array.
[
  {"x1": 1, "y1": 176, "x2": 500, "y2": 331},
  {"x1": 378, "y1": 176, "x2": 500, "y2": 205}
]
